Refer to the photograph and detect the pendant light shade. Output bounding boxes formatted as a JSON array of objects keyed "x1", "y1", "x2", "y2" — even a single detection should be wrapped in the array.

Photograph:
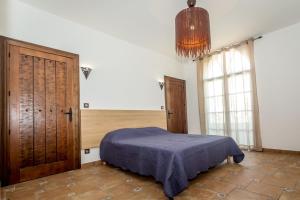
[{"x1": 176, "y1": 0, "x2": 211, "y2": 58}]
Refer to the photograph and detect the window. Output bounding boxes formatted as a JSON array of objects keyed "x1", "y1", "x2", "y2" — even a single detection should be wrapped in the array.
[{"x1": 201, "y1": 43, "x2": 258, "y2": 148}]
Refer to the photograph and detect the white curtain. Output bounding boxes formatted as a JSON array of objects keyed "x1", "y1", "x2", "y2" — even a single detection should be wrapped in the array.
[{"x1": 197, "y1": 40, "x2": 262, "y2": 150}]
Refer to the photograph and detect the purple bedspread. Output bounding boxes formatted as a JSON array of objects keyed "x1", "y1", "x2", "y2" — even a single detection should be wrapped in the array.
[{"x1": 100, "y1": 127, "x2": 244, "y2": 198}]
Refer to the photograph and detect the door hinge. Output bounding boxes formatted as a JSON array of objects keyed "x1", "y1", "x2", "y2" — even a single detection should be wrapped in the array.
[
  {"x1": 8, "y1": 129, "x2": 11, "y2": 135},
  {"x1": 8, "y1": 91, "x2": 10, "y2": 96},
  {"x1": 8, "y1": 52, "x2": 11, "y2": 58}
]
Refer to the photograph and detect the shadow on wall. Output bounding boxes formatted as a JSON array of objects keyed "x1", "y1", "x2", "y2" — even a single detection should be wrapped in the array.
[{"x1": 0, "y1": 0, "x2": 9, "y2": 35}]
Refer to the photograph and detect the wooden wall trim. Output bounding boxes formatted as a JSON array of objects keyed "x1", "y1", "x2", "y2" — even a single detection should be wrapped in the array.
[
  {"x1": 81, "y1": 109, "x2": 167, "y2": 149},
  {"x1": 263, "y1": 148, "x2": 300, "y2": 155},
  {"x1": 6, "y1": 38, "x2": 78, "y2": 59},
  {"x1": 0, "y1": 36, "x2": 8, "y2": 186},
  {"x1": 81, "y1": 160, "x2": 102, "y2": 168},
  {"x1": 74, "y1": 54, "x2": 81, "y2": 169},
  {"x1": 0, "y1": 36, "x2": 4, "y2": 184}
]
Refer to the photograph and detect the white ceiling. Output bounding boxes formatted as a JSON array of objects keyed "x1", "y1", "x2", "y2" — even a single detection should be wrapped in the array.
[{"x1": 20, "y1": 0, "x2": 300, "y2": 57}]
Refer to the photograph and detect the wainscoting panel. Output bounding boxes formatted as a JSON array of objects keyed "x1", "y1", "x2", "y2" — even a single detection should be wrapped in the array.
[{"x1": 81, "y1": 109, "x2": 167, "y2": 149}]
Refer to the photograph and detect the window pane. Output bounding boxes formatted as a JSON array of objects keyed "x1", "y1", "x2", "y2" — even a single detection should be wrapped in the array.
[
  {"x1": 230, "y1": 131, "x2": 237, "y2": 141},
  {"x1": 237, "y1": 94, "x2": 246, "y2": 111},
  {"x1": 204, "y1": 79, "x2": 224, "y2": 97},
  {"x1": 215, "y1": 96, "x2": 224, "y2": 112},
  {"x1": 207, "y1": 129, "x2": 225, "y2": 136},
  {"x1": 246, "y1": 111, "x2": 253, "y2": 130},
  {"x1": 205, "y1": 97, "x2": 216, "y2": 112},
  {"x1": 226, "y1": 50, "x2": 243, "y2": 74},
  {"x1": 216, "y1": 113, "x2": 225, "y2": 129},
  {"x1": 229, "y1": 94, "x2": 246, "y2": 111},
  {"x1": 230, "y1": 112, "x2": 248, "y2": 130},
  {"x1": 237, "y1": 131, "x2": 247, "y2": 146},
  {"x1": 230, "y1": 112, "x2": 238, "y2": 130},
  {"x1": 244, "y1": 92, "x2": 252, "y2": 111},
  {"x1": 203, "y1": 53, "x2": 224, "y2": 79},
  {"x1": 207, "y1": 113, "x2": 216, "y2": 130},
  {"x1": 215, "y1": 129, "x2": 225, "y2": 136},
  {"x1": 229, "y1": 111, "x2": 254, "y2": 145},
  {"x1": 204, "y1": 81, "x2": 214, "y2": 97},
  {"x1": 236, "y1": 131, "x2": 254, "y2": 146},
  {"x1": 228, "y1": 74, "x2": 244, "y2": 94},
  {"x1": 248, "y1": 131, "x2": 254, "y2": 146},
  {"x1": 237, "y1": 111, "x2": 247, "y2": 130},
  {"x1": 225, "y1": 49, "x2": 250, "y2": 74},
  {"x1": 208, "y1": 129, "x2": 217, "y2": 136},
  {"x1": 214, "y1": 79, "x2": 224, "y2": 96},
  {"x1": 228, "y1": 94, "x2": 236, "y2": 111},
  {"x1": 243, "y1": 73, "x2": 251, "y2": 92}
]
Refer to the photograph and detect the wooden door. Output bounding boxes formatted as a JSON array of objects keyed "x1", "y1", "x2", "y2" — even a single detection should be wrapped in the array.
[
  {"x1": 8, "y1": 40, "x2": 80, "y2": 184},
  {"x1": 164, "y1": 76, "x2": 188, "y2": 133}
]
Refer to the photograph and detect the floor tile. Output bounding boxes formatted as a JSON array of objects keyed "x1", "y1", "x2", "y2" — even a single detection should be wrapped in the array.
[
  {"x1": 1, "y1": 151, "x2": 300, "y2": 200},
  {"x1": 279, "y1": 191, "x2": 300, "y2": 200},
  {"x1": 227, "y1": 189, "x2": 270, "y2": 200},
  {"x1": 246, "y1": 181, "x2": 283, "y2": 199},
  {"x1": 197, "y1": 179, "x2": 237, "y2": 195},
  {"x1": 261, "y1": 171, "x2": 299, "y2": 188},
  {"x1": 176, "y1": 187, "x2": 218, "y2": 200}
]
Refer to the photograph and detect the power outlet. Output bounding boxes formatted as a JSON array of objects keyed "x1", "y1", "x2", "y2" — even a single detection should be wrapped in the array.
[
  {"x1": 84, "y1": 149, "x2": 90, "y2": 154},
  {"x1": 83, "y1": 103, "x2": 89, "y2": 108}
]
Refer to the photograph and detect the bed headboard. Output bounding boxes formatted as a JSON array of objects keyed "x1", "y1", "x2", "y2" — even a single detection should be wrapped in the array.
[{"x1": 81, "y1": 109, "x2": 167, "y2": 149}]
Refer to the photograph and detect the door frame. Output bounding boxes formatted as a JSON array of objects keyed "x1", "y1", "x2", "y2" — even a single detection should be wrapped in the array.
[
  {"x1": 164, "y1": 75, "x2": 188, "y2": 133},
  {"x1": 0, "y1": 36, "x2": 8, "y2": 186},
  {"x1": 0, "y1": 37, "x2": 80, "y2": 186}
]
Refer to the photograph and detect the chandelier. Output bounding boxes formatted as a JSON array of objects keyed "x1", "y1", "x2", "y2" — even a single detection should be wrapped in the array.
[{"x1": 175, "y1": 0, "x2": 211, "y2": 58}]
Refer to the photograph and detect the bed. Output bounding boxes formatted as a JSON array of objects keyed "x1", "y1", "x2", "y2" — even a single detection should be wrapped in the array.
[{"x1": 100, "y1": 127, "x2": 244, "y2": 198}]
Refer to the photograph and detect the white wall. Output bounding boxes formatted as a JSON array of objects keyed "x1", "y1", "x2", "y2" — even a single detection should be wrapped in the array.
[
  {"x1": 1, "y1": 0, "x2": 184, "y2": 163},
  {"x1": 183, "y1": 61, "x2": 201, "y2": 134},
  {"x1": 254, "y1": 22, "x2": 300, "y2": 151},
  {"x1": 0, "y1": 0, "x2": 8, "y2": 34},
  {"x1": 183, "y1": 22, "x2": 300, "y2": 151}
]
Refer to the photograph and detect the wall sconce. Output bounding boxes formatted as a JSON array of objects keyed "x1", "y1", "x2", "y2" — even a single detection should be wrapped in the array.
[
  {"x1": 158, "y1": 81, "x2": 164, "y2": 90},
  {"x1": 81, "y1": 67, "x2": 92, "y2": 80}
]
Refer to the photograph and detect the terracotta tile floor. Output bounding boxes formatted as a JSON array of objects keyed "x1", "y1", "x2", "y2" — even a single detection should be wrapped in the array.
[{"x1": 1, "y1": 151, "x2": 300, "y2": 200}]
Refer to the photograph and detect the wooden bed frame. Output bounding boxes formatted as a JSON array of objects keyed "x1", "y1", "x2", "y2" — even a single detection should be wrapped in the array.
[
  {"x1": 81, "y1": 109, "x2": 233, "y2": 165},
  {"x1": 100, "y1": 157, "x2": 232, "y2": 165},
  {"x1": 81, "y1": 109, "x2": 167, "y2": 149}
]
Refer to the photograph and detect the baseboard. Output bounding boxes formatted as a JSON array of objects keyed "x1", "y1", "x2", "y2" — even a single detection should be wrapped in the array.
[
  {"x1": 263, "y1": 148, "x2": 300, "y2": 155},
  {"x1": 81, "y1": 160, "x2": 102, "y2": 168}
]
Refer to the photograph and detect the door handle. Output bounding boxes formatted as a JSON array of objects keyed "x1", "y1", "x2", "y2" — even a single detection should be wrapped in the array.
[
  {"x1": 167, "y1": 111, "x2": 174, "y2": 119},
  {"x1": 167, "y1": 111, "x2": 174, "y2": 115},
  {"x1": 64, "y1": 107, "x2": 72, "y2": 122}
]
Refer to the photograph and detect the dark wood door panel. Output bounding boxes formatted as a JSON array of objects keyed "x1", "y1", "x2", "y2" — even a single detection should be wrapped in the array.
[
  {"x1": 9, "y1": 45, "x2": 21, "y2": 184},
  {"x1": 33, "y1": 57, "x2": 46, "y2": 165},
  {"x1": 45, "y1": 59, "x2": 57, "y2": 163},
  {"x1": 6, "y1": 40, "x2": 80, "y2": 185},
  {"x1": 19, "y1": 54, "x2": 34, "y2": 168},
  {"x1": 20, "y1": 161, "x2": 67, "y2": 182},
  {"x1": 19, "y1": 47, "x2": 72, "y2": 63},
  {"x1": 56, "y1": 61, "x2": 68, "y2": 161},
  {"x1": 164, "y1": 76, "x2": 188, "y2": 133}
]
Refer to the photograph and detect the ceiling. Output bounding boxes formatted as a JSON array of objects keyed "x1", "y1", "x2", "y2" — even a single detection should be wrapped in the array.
[{"x1": 20, "y1": 0, "x2": 300, "y2": 57}]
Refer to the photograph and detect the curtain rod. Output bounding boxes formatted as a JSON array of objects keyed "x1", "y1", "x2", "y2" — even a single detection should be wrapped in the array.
[{"x1": 193, "y1": 36, "x2": 263, "y2": 62}]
